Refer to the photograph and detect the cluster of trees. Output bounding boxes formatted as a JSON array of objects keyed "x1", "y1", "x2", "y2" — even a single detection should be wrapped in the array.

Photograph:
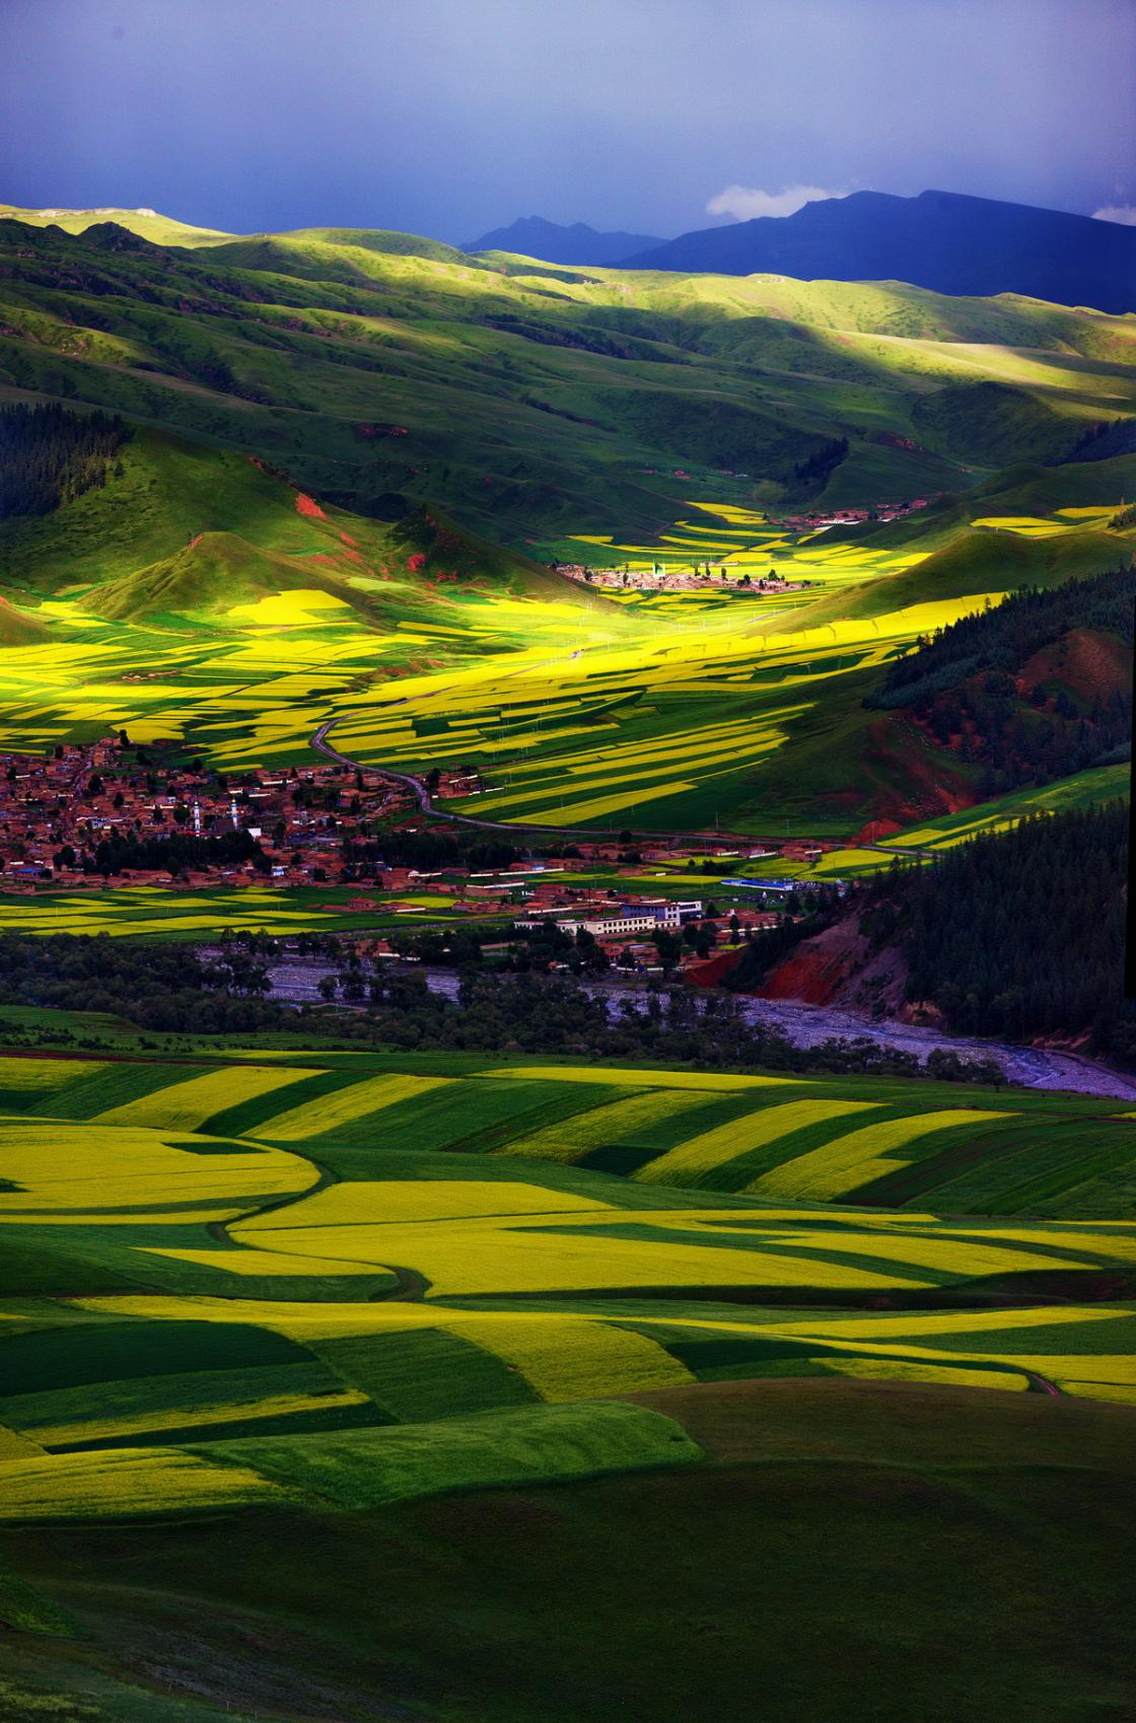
[
  {"x1": 55, "y1": 828, "x2": 268, "y2": 879},
  {"x1": 0, "y1": 402, "x2": 127, "y2": 518},
  {"x1": 866, "y1": 568, "x2": 1134, "y2": 794},
  {"x1": 859, "y1": 802, "x2": 1133, "y2": 1059},
  {"x1": 791, "y1": 436, "x2": 848, "y2": 491},
  {"x1": 1063, "y1": 416, "x2": 1136, "y2": 464},
  {"x1": 725, "y1": 905, "x2": 839, "y2": 992},
  {"x1": 305, "y1": 966, "x2": 1003, "y2": 1081},
  {"x1": 0, "y1": 924, "x2": 1001, "y2": 1081},
  {"x1": 351, "y1": 826, "x2": 577, "y2": 874},
  {"x1": 0, "y1": 931, "x2": 281, "y2": 1033},
  {"x1": 873, "y1": 570, "x2": 1136, "y2": 704}
]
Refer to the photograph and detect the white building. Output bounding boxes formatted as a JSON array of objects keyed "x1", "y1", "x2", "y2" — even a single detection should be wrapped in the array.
[{"x1": 554, "y1": 899, "x2": 703, "y2": 938}]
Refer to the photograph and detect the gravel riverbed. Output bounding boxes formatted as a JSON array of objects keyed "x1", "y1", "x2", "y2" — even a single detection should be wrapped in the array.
[{"x1": 258, "y1": 957, "x2": 1136, "y2": 1101}]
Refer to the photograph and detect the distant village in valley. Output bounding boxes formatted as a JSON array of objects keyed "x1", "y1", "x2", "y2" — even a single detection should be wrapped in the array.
[
  {"x1": 554, "y1": 496, "x2": 936, "y2": 592},
  {"x1": 557, "y1": 561, "x2": 814, "y2": 595}
]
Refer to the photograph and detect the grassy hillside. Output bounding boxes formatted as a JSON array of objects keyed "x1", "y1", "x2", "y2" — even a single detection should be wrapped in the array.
[
  {"x1": 0, "y1": 202, "x2": 232, "y2": 246},
  {"x1": 0, "y1": 426, "x2": 1128, "y2": 828},
  {"x1": 2, "y1": 211, "x2": 1134, "y2": 546},
  {"x1": 0, "y1": 203, "x2": 1133, "y2": 1718}
]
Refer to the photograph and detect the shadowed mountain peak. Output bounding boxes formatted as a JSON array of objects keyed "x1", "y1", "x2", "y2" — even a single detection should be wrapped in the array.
[{"x1": 627, "y1": 189, "x2": 1136, "y2": 313}]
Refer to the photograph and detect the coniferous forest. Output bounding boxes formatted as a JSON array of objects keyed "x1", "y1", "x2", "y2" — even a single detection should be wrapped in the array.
[
  {"x1": 866, "y1": 567, "x2": 1134, "y2": 794},
  {"x1": 860, "y1": 802, "x2": 1133, "y2": 1058},
  {"x1": 0, "y1": 401, "x2": 128, "y2": 519}
]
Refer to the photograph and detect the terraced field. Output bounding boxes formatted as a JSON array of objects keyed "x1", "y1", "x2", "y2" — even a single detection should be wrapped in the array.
[
  {"x1": 0, "y1": 883, "x2": 484, "y2": 939},
  {"x1": 3, "y1": 475, "x2": 1125, "y2": 838},
  {"x1": 1, "y1": 208, "x2": 1135, "y2": 1717},
  {"x1": 0, "y1": 296, "x2": 1132, "y2": 837}
]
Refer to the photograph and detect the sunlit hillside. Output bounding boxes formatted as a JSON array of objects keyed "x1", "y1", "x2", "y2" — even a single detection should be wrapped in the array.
[
  {"x1": 2, "y1": 209, "x2": 1134, "y2": 544},
  {"x1": 2, "y1": 1036, "x2": 1136, "y2": 1718}
]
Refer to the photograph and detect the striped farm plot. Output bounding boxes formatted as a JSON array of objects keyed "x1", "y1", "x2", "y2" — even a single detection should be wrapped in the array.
[
  {"x1": 251, "y1": 1072, "x2": 454, "y2": 1143},
  {"x1": 3, "y1": 1050, "x2": 1136, "y2": 1219},
  {"x1": 3, "y1": 1044, "x2": 1136, "y2": 1531},
  {"x1": 632, "y1": 1098, "x2": 886, "y2": 1188},
  {"x1": 223, "y1": 1182, "x2": 1121, "y2": 1301},
  {"x1": 0, "y1": 885, "x2": 483, "y2": 941},
  {"x1": 228, "y1": 1205, "x2": 927, "y2": 1297},
  {"x1": 747, "y1": 1110, "x2": 1009, "y2": 1201},
  {"x1": 0, "y1": 1056, "x2": 108, "y2": 1097},
  {"x1": 485, "y1": 1065, "x2": 793, "y2": 1092},
  {"x1": 0, "y1": 1445, "x2": 287, "y2": 1521},
  {"x1": 493, "y1": 1089, "x2": 719, "y2": 1164},
  {"x1": 0, "y1": 1116, "x2": 318, "y2": 1219},
  {"x1": 94, "y1": 1063, "x2": 323, "y2": 1130},
  {"x1": 443, "y1": 1313, "x2": 692, "y2": 1401}
]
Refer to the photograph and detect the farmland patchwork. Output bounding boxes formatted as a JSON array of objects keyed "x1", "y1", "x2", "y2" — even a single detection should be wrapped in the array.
[{"x1": 1, "y1": 1045, "x2": 1136, "y2": 1532}]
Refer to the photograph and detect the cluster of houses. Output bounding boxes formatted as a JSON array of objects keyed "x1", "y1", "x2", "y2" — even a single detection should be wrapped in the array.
[
  {"x1": 0, "y1": 738, "x2": 422, "y2": 889},
  {"x1": 0, "y1": 740, "x2": 835, "y2": 983},
  {"x1": 510, "y1": 886, "x2": 785, "y2": 972},
  {"x1": 773, "y1": 496, "x2": 935, "y2": 532},
  {"x1": 554, "y1": 562, "x2": 809, "y2": 595}
]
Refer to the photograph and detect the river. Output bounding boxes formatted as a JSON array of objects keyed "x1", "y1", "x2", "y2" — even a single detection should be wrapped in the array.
[{"x1": 258, "y1": 957, "x2": 1136, "y2": 1101}]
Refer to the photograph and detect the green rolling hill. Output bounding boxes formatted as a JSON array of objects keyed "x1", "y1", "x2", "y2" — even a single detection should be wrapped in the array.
[
  {"x1": 0, "y1": 1037, "x2": 1135, "y2": 1719},
  {"x1": 0, "y1": 204, "x2": 1131, "y2": 835},
  {"x1": 1, "y1": 207, "x2": 1134, "y2": 546},
  {"x1": 0, "y1": 199, "x2": 1134, "y2": 1722}
]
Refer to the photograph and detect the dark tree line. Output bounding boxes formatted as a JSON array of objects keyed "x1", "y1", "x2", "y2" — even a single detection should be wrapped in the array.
[
  {"x1": 356, "y1": 827, "x2": 571, "y2": 872},
  {"x1": 58, "y1": 828, "x2": 268, "y2": 879},
  {"x1": 791, "y1": 436, "x2": 848, "y2": 491},
  {"x1": 0, "y1": 932, "x2": 280, "y2": 1034},
  {"x1": 858, "y1": 802, "x2": 1134, "y2": 1061},
  {"x1": 312, "y1": 967, "x2": 1003, "y2": 1082},
  {"x1": 0, "y1": 926, "x2": 1001, "y2": 1082},
  {"x1": 1061, "y1": 417, "x2": 1136, "y2": 464},
  {"x1": 0, "y1": 402, "x2": 127, "y2": 519},
  {"x1": 871, "y1": 568, "x2": 1136, "y2": 704}
]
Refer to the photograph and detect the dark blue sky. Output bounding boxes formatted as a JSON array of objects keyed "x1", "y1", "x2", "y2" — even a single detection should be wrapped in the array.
[{"x1": 3, "y1": 0, "x2": 1134, "y2": 241}]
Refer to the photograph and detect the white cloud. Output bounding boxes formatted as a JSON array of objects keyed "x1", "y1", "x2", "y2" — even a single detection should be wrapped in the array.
[
  {"x1": 705, "y1": 184, "x2": 848, "y2": 222},
  {"x1": 1092, "y1": 204, "x2": 1136, "y2": 226}
]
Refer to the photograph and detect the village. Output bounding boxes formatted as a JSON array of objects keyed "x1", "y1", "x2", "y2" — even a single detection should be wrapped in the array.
[
  {"x1": 0, "y1": 735, "x2": 836, "y2": 979},
  {"x1": 553, "y1": 495, "x2": 935, "y2": 592},
  {"x1": 554, "y1": 560, "x2": 813, "y2": 594}
]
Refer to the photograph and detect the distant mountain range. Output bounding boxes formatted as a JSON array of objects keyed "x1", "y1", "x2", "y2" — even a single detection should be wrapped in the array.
[
  {"x1": 464, "y1": 216, "x2": 662, "y2": 266},
  {"x1": 624, "y1": 190, "x2": 1136, "y2": 313}
]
